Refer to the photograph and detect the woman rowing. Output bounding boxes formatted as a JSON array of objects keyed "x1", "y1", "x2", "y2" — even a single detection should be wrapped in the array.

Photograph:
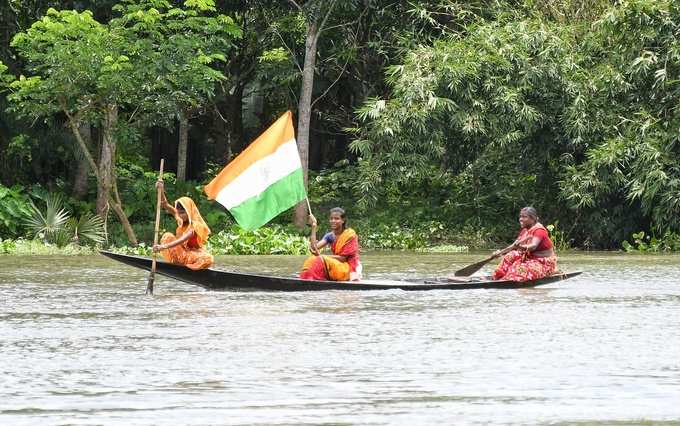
[
  {"x1": 152, "y1": 181, "x2": 214, "y2": 270},
  {"x1": 300, "y1": 207, "x2": 362, "y2": 281},
  {"x1": 492, "y1": 206, "x2": 556, "y2": 282}
]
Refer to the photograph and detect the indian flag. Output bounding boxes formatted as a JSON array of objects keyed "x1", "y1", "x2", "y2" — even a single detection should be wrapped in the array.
[{"x1": 204, "y1": 111, "x2": 307, "y2": 230}]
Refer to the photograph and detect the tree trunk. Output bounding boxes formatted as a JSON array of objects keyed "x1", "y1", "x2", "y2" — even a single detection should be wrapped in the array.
[
  {"x1": 177, "y1": 111, "x2": 189, "y2": 182},
  {"x1": 72, "y1": 122, "x2": 91, "y2": 198},
  {"x1": 228, "y1": 85, "x2": 245, "y2": 154},
  {"x1": 96, "y1": 107, "x2": 114, "y2": 216},
  {"x1": 293, "y1": 21, "x2": 319, "y2": 228},
  {"x1": 211, "y1": 100, "x2": 230, "y2": 163},
  {"x1": 62, "y1": 102, "x2": 137, "y2": 244},
  {"x1": 99, "y1": 104, "x2": 138, "y2": 245},
  {"x1": 213, "y1": 85, "x2": 245, "y2": 163}
]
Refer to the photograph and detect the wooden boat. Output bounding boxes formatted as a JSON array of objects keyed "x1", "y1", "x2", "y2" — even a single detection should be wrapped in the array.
[{"x1": 100, "y1": 250, "x2": 581, "y2": 292}]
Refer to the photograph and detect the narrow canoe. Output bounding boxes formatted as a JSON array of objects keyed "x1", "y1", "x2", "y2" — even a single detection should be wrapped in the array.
[{"x1": 100, "y1": 251, "x2": 581, "y2": 292}]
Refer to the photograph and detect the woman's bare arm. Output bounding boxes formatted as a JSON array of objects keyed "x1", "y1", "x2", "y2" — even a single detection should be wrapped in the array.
[
  {"x1": 518, "y1": 236, "x2": 542, "y2": 252},
  {"x1": 153, "y1": 229, "x2": 194, "y2": 252},
  {"x1": 156, "y1": 180, "x2": 176, "y2": 216},
  {"x1": 308, "y1": 214, "x2": 320, "y2": 255}
]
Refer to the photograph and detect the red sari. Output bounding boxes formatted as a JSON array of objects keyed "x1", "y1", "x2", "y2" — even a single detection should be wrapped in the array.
[
  {"x1": 300, "y1": 228, "x2": 361, "y2": 281},
  {"x1": 492, "y1": 223, "x2": 557, "y2": 282}
]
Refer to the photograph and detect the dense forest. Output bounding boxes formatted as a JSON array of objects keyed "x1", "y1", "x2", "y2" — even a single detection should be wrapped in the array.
[{"x1": 0, "y1": 0, "x2": 679, "y2": 252}]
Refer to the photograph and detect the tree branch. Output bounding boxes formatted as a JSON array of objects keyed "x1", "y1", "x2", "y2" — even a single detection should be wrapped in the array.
[
  {"x1": 322, "y1": 3, "x2": 368, "y2": 34},
  {"x1": 316, "y1": 0, "x2": 338, "y2": 39},
  {"x1": 271, "y1": 24, "x2": 302, "y2": 73},
  {"x1": 288, "y1": 0, "x2": 303, "y2": 12},
  {"x1": 60, "y1": 98, "x2": 101, "y2": 182},
  {"x1": 312, "y1": 5, "x2": 368, "y2": 108}
]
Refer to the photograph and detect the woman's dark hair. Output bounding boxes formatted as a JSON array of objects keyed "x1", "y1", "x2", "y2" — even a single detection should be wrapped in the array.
[
  {"x1": 175, "y1": 201, "x2": 186, "y2": 212},
  {"x1": 520, "y1": 206, "x2": 538, "y2": 221},
  {"x1": 329, "y1": 207, "x2": 347, "y2": 229}
]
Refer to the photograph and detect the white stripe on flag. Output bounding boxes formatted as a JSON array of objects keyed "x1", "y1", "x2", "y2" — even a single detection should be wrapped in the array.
[{"x1": 215, "y1": 139, "x2": 302, "y2": 209}]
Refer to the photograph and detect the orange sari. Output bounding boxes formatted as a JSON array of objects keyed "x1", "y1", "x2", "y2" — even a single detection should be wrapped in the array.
[
  {"x1": 300, "y1": 228, "x2": 361, "y2": 281},
  {"x1": 160, "y1": 197, "x2": 214, "y2": 270}
]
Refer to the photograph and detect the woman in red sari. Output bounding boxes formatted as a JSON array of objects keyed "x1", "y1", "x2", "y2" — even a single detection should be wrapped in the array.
[
  {"x1": 492, "y1": 206, "x2": 557, "y2": 282},
  {"x1": 152, "y1": 181, "x2": 214, "y2": 271},
  {"x1": 300, "y1": 207, "x2": 362, "y2": 281}
]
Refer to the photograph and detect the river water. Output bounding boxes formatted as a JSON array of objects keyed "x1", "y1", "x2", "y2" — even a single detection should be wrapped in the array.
[{"x1": 1, "y1": 252, "x2": 679, "y2": 425}]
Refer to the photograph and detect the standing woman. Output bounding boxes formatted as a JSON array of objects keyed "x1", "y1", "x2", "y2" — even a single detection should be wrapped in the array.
[
  {"x1": 152, "y1": 181, "x2": 214, "y2": 271},
  {"x1": 300, "y1": 207, "x2": 362, "y2": 281},
  {"x1": 492, "y1": 206, "x2": 556, "y2": 282}
]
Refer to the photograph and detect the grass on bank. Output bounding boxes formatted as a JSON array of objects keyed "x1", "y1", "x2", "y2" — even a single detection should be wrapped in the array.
[
  {"x1": 4, "y1": 222, "x2": 677, "y2": 256},
  {"x1": 1, "y1": 224, "x2": 472, "y2": 256}
]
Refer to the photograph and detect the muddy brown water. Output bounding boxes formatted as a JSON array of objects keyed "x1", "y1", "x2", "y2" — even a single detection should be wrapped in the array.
[{"x1": 1, "y1": 252, "x2": 679, "y2": 425}]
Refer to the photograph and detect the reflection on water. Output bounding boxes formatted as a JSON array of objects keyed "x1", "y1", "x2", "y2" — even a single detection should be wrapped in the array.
[{"x1": 1, "y1": 252, "x2": 680, "y2": 425}]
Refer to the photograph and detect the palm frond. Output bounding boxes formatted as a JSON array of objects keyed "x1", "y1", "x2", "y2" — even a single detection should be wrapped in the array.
[
  {"x1": 24, "y1": 193, "x2": 70, "y2": 240},
  {"x1": 69, "y1": 213, "x2": 105, "y2": 245}
]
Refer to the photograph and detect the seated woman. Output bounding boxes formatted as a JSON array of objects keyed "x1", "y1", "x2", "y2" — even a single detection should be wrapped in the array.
[
  {"x1": 300, "y1": 207, "x2": 362, "y2": 281},
  {"x1": 492, "y1": 206, "x2": 556, "y2": 282},
  {"x1": 152, "y1": 181, "x2": 213, "y2": 271}
]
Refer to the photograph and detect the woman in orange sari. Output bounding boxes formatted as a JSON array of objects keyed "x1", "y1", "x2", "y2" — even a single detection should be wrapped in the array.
[
  {"x1": 492, "y1": 207, "x2": 557, "y2": 282},
  {"x1": 152, "y1": 181, "x2": 214, "y2": 270},
  {"x1": 300, "y1": 207, "x2": 362, "y2": 281}
]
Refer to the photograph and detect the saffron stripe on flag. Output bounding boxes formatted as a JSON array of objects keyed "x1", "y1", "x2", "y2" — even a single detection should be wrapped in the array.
[
  {"x1": 204, "y1": 110, "x2": 307, "y2": 230},
  {"x1": 214, "y1": 139, "x2": 301, "y2": 209},
  {"x1": 204, "y1": 111, "x2": 295, "y2": 197},
  {"x1": 228, "y1": 169, "x2": 307, "y2": 230}
]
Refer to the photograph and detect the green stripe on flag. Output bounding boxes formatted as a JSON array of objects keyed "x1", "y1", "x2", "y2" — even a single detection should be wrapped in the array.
[{"x1": 228, "y1": 168, "x2": 307, "y2": 230}]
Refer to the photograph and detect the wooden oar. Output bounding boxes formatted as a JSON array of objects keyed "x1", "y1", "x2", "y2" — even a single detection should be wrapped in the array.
[
  {"x1": 453, "y1": 249, "x2": 509, "y2": 277},
  {"x1": 146, "y1": 159, "x2": 164, "y2": 295},
  {"x1": 453, "y1": 235, "x2": 531, "y2": 277}
]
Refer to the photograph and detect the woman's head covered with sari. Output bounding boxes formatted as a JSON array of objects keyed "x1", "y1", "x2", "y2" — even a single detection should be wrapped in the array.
[{"x1": 174, "y1": 196, "x2": 211, "y2": 246}]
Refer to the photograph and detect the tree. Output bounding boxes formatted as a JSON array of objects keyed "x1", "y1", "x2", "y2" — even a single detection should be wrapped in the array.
[
  {"x1": 9, "y1": 9, "x2": 143, "y2": 243},
  {"x1": 559, "y1": 0, "x2": 680, "y2": 239},
  {"x1": 8, "y1": 4, "x2": 240, "y2": 243},
  {"x1": 113, "y1": 0, "x2": 241, "y2": 182}
]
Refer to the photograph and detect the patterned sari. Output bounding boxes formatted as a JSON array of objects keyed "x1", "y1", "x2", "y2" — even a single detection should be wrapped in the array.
[
  {"x1": 160, "y1": 197, "x2": 214, "y2": 271},
  {"x1": 492, "y1": 223, "x2": 557, "y2": 282},
  {"x1": 300, "y1": 228, "x2": 361, "y2": 281}
]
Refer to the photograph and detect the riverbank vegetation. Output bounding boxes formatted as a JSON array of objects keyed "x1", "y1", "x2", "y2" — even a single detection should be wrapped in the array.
[{"x1": 1, "y1": 0, "x2": 679, "y2": 254}]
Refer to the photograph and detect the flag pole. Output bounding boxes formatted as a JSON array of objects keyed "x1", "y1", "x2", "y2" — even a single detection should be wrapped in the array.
[{"x1": 305, "y1": 197, "x2": 313, "y2": 216}]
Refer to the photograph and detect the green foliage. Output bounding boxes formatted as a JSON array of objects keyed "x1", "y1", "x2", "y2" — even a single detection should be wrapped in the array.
[
  {"x1": 0, "y1": 238, "x2": 16, "y2": 254},
  {"x1": 9, "y1": 4, "x2": 241, "y2": 129},
  {"x1": 0, "y1": 238, "x2": 96, "y2": 255},
  {"x1": 68, "y1": 213, "x2": 105, "y2": 245},
  {"x1": 109, "y1": 242, "x2": 152, "y2": 256},
  {"x1": 112, "y1": 0, "x2": 242, "y2": 122},
  {"x1": 546, "y1": 221, "x2": 573, "y2": 251},
  {"x1": 417, "y1": 244, "x2": 468, "y2": 253},
  {"x1": 0, "y1": 61, "x2": 13, "y2": 88},
  {"x1": 23, "y1": 192, "x2": 104, "y2": 247},
  {"x1": 352, "y1": 18, "x2": 578, "y2": 226},
  {"x1": 351, "y1": 0, "x2": 680, "y2": 247},
  {"x1": 112, "y1": 160, "x2": 233, "y2": 245},
  {"x1": 0, "y1": 184, "x2": 33, "y2": 238},
  {"x1": 24, "y1": 192, "x2": 70, "y2": 244},
  {"x1": 3, "y1": 0, "x2": 680, "y2": 252},
  {"x1": 622, "y1": 231, "x2": 680, "y2": 253},
  {"x1": 558, "y1": 0, "x2": 680, "y2": 236},
  {"x1": 207, "y1": 224, "x2": 308, "y2": 255}
]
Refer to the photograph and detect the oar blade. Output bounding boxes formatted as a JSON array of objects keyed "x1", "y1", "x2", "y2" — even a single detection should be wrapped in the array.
[
  {"x1": 454, "y1": 258, "x2": 492, "y2": 277},
  {"x1": 146, "y1": 273, "x2": 154, "y2": 295}
]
